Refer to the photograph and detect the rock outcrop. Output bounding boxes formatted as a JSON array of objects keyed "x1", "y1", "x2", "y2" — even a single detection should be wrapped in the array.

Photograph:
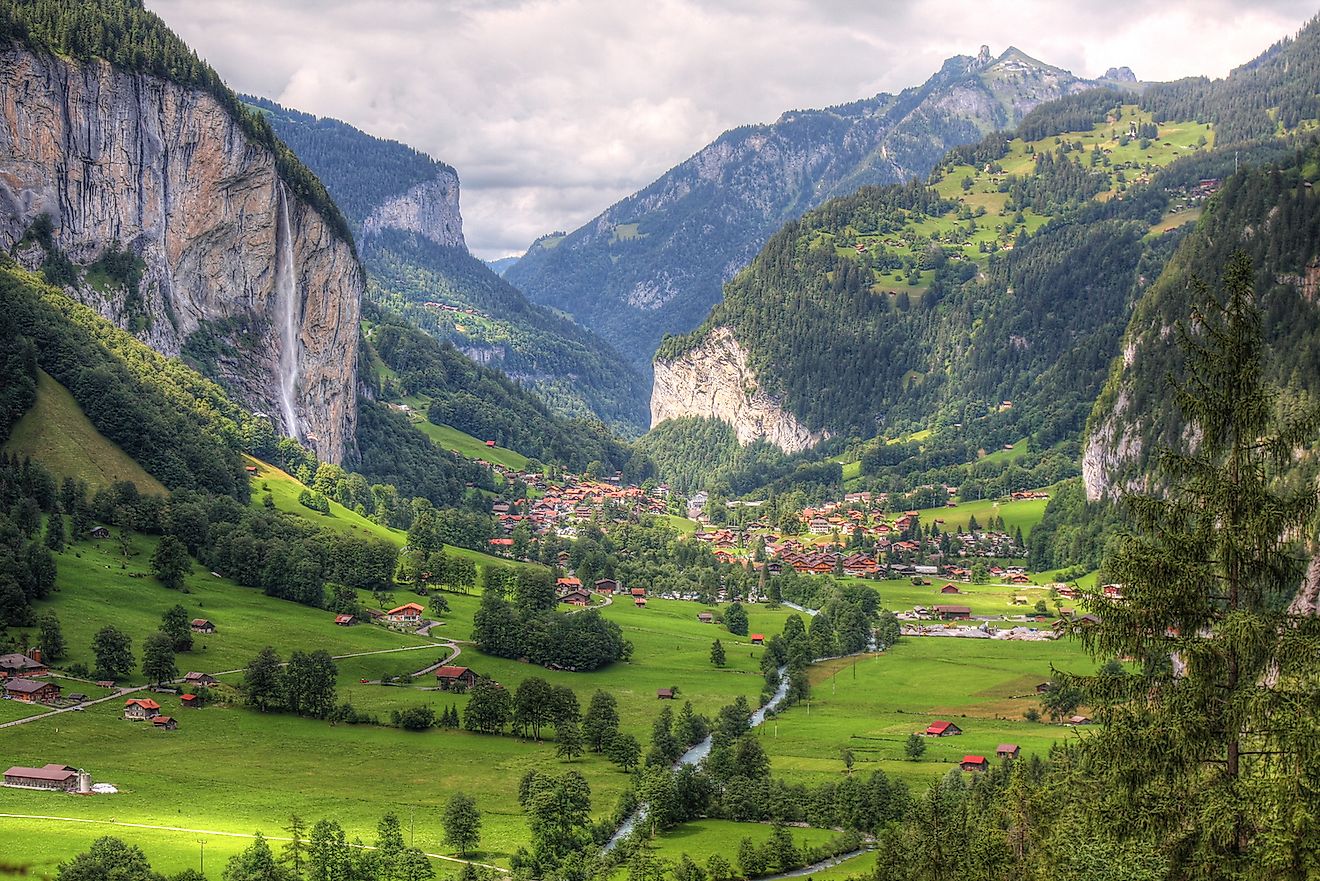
[
  {"x1": 361, "y1": 173, "x2": 465, "y2": 250},
  {"x1": 651, "y1": 327, "x2": 827, "y2": 454},
  {"x1": 0, "y1": 45, "x2": 362, "y2": 463}
]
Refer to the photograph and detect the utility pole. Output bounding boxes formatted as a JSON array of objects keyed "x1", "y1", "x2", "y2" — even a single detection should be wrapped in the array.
[{"x1": 198, "y1": 839, "x2": 206, "y2": 876}]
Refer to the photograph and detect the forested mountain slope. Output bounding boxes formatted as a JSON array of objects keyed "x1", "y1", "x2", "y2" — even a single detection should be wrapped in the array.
[
  {"x1": 251, "y1": 99, "x2": 650, "y2": 432},
  {"x1": 652, "y1": 91, "x2": 1254, "y2": 457},
  {"x1": 0, "y1": 1, "x2": 362, "y2": 463},
  {"x1": 507, "y1": 46, "x2": 1117, "y2": 371}
]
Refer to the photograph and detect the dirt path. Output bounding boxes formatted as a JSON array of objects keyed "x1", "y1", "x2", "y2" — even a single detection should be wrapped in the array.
[
  {"x1": 0, "y1": 685, "x2": 147, "y2": 730},
  {"x1": 0, "y1": 813, "x2": 508, "y2": 872}
]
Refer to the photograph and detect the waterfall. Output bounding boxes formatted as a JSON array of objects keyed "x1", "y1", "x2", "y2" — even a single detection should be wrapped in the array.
[{"x1": 275, "y1": 182, "x2": 302, "y2": 440}]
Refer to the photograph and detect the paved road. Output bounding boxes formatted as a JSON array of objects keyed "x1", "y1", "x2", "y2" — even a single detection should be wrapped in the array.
[
  {"x1": 0, "y1": 813, "x2": 508, "y2": 873},
  {"x1": 410, "y1": 643, "x2": 462, "y2": 678},
  {"x1": 0, "y1": 685, "x2": 147, "y2": 730}
]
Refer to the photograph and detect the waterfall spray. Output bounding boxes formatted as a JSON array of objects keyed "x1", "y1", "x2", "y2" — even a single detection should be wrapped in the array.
[{"x1": 276, "y1": 182, "x2": 302, "y2": 440}]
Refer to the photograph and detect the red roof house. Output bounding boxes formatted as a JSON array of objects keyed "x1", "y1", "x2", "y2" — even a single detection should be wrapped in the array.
[
  {"x1": 124, "y1": 698, "x2": 161, "y2": 720},
  {"x1": 960, "y1": 755, "x2": 989, "y2": 771},
  {"x1": 434, "y1": 666, "x2": 477, "y2": 691},
  {"x1": 924, "y1": 720, "x2": 962, "y2": 736}
]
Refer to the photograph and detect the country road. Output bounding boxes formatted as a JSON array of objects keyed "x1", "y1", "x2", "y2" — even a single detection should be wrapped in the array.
[{"x1": 0, "y1": 813, "x2": 509, "y2": 872}]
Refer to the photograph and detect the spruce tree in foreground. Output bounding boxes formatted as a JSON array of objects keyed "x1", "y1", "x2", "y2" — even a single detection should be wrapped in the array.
[{"x1": 1078, "y1": 253, "x2": 1320, "y2": 877}]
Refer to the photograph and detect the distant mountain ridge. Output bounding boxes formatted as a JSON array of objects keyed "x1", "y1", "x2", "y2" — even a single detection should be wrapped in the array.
[
  {"x1": 250, "y1": 98, "x2": 650, "y2": 432},
  {"x1": 506, "y1": 45, "x2": 1121, "y2": 372}
]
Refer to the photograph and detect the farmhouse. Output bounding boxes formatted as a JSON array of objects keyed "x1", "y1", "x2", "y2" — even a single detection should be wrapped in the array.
[
  {"x1": 434, "y1": 666, "x2": 477, "y2": 691},
  {"x1": 630, "y1": 587, "x2": 647, "y2": 597},
  {"x1": 561, "y1": 589, "x2": 592, "y2": 607},
  {"x1": 182, "y1": 672, "x2": 218, "y2": 687},
  {"x1": 996, "y1": 744, "x2": 1021, "y2": 759},
  {"x1": 190, "y1": 619, "x2": 216, "y2": 634},
  {"x1": 0, "y1": 652, "x2": 47, "y2": 679},
  {"x1": 384, "y1": 603, "x2": 425, "y2": 626},
  {"x1": 933, "y1": 605, "x2": 972, "y2": 620},
  {"x1": 124, "y1": 698, "x2": 161, "y2": 720},
  {"x1": 3, "y1": 764, "x2": 80, "y2": 792},
  {"x1": 4, "y1": 678, "x2": 60, "y2": 703},
  {"x1": 925, "y1": 720, "x2": 962, "y2": 737},
  {"x1": 594, "y1": 579, "x2": 618, "y2": 594},
  {"x1": 960, "y1": 755, "x2": 989, "y2": 772}
]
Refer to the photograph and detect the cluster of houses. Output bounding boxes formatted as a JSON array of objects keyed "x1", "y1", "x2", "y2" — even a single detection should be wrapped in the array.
[
  {"x1": 1, "y1": 650, "x2": 64, "y2": 706},
  {"x1": 921, "y1": 720, "x2": 1023, "y2": 772},
  {"x1": 488, "y1": 477, "x2": 670, "y2": 550}
]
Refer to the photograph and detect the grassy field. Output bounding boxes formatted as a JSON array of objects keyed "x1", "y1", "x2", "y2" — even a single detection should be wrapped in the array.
[
  {"x1": 760, "y1": 637, "x2": 1098, "y2": 788},
  {"x1": 618, "y1": 819, "x2": 845, "y2": 878},
  {"x1": 4, "y1": 369, "x2": 166, "y2": 495},
  {"x1": 861, "y1": 577, "x2": 1056, "y2": 617},
  {"x1": 409, "y1": 418, "x2": 530, "y2": 471},
  {"x1": 914, "y1": 490, "x2": 1053, "y2": 537},
  {"x1": 977, "y1": 438, "x2": 1028, "y2": 466},
  {"x1": 247, "y1": 457, "x2": 531, "y2": 573}
]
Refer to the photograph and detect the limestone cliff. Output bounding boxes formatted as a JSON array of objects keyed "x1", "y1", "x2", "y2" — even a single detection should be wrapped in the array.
[
  {"x1": 361, "y1": 173, "x2": 465, "y2": 250},
  {"x1": 0, "y1": 45, "x2": 362, "y2": 463},
  {"x1": 651, "y1": 327, "x2": 827, "y2": 454}
]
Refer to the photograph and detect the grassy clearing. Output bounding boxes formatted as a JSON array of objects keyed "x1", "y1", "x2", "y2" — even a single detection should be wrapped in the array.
[
  {"x1": 861, "y1": 577, "x2": 1054, "y2": 617},
  {"x1": 760, "y1": 637, "x2": 1098, "y2": 787},
  {"x1": 29, "y1": 525, "x2": 438, "y2": 682},
  {"x1": 914, "y1": 491, "x2": 1052, "y2": 537},
  {"x1": 616, "y1": 819, "x2": 843, "y2": 877},
  {"x1": 977, "y1": 438, "x2": 1028, "y2": 466},
  {"x1": 408, "y1": 418, "x2": 529, "y2": 471},
  {"x1": 4, "y1": 369, "x2": 166, "y2": 495},
  {"x1": 247, "y1": 457, "x2": 530, "y2": 573},
  {"x1": 653, "y1": 513, "x2": 699, "y2": 535}
]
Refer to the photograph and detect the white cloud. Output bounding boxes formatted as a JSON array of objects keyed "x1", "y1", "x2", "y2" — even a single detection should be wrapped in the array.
[{"x1": 147, "y1": 0, "x2": 1317, "y2": 258}]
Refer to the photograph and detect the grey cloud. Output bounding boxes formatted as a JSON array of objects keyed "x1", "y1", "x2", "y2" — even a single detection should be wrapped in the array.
[{"x1": 149, "y1": 0, "x2": 1315, "y2": 257}]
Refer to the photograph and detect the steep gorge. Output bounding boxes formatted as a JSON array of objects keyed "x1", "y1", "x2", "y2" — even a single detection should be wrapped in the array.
[{"x1": 0, "y1": 45, "x2": 362, "y2": 462}]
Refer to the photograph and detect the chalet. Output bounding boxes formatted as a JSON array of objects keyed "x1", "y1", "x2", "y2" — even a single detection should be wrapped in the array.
[
  {"x1": 152, "y1": 716, "x2": 178, "y2": 730},
  {"x1": 334, "y1": 614, "x2": 356, "y2": 626},
  {"x1": 556, "y1": 577, "x2": 583, "y2": 589},
  {"x1": 182, "y1": 672, "x2": 218, "y2": 688},
  {"x1": 697, "y1": 612, "x2": 714, "y2": 623},
  {"x1": 0, "y1": 652, "x2": 47, "y2": 679},
  {"x1": 750, "y1": 634, "x2": 765, "y2": 645},
  {"x1": 384, "y1": 603, "x2": 425, "y2": 626},
  {"x1": 960, "y1": 755, "x2": 989, "y2": 772},
  {"x1": 630, "y1": 587, "x2": 647, "y2": 597},
  {"x1": 3, "y1": 764, "x2": 79, "y2": 791},
  {"x1": 933, "y1": 605, "x2": 972, "y2": 621},
  {"x1": 996, "y1": 744, "x2": 1020, "y2": 760},
  {"x1": 594, "y1": 579, "x2": 618, "y2": 595},
  {"x1": 434, "y1": 666, "x2": 477, "y2": 691},
  {"x1": 656, "y1": 688, "x2": 675, "y2": 700},
  {"x1": 4, "y1": 678, "x2": 60, "y2": 703},
  {"x1": 190, "y1": 619, "x2": 216, "y2": 634},
  {"x1": 124, "y1": 698, "x2": 161, "y2": 720},
  {"x1": 939, "y1": 584, "x2": 961, "y2": 594},
  {"x1": 561, "y1": 589, "x2": 592, "y2": 607},
  {"x1": 808, "y1": 517, "x2": 832, "y2": 535},
  {"x1": 180, "y1": 693, "x2": 201, "y2": 708},
  {"x1": 87, "y1": 526, "x2": 110, "y2": 540},
  {"x1": 925, "y1": 720, "x2": 962, "y2": 737}
]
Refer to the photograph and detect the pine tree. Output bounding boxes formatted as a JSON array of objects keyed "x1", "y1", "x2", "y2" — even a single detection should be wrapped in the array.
[
  {"x1": 709, "y1": 639, "x2": 726, "y2": 667},
  {"x1": 1078, "y1": 253, "x2": 1320, "y2": 877}
]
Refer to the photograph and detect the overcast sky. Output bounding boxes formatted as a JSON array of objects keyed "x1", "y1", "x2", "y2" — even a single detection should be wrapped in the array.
[{"x1": 149, "y1": 1, "x2": 1316, "y2": 259}]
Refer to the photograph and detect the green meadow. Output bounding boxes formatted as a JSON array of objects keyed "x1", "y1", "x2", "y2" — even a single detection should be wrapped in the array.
[
  {"x1": 759, "y1": 637, "x2": 1098, "y2": 788},
  {"x1": 4, "y1": 369, "x2": 166, "y2": 495},
  {"x1": 913, "y1": 490, "x2": 1053, "y2": 537}
]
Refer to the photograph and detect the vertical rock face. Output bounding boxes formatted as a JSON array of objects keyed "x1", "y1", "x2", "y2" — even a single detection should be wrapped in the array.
[
  {"x1": 0, "y1": 46, "x2": 361, "y2": 463},
  {"x1": 361, "y1": 174, "x2": 466, "y2": 250},
  {"x1": 650, "y1": 327, "x2": 828, "y2": 454}
]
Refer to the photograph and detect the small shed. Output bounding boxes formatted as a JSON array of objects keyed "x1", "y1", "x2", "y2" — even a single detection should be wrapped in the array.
[
  {"x1": 434, "y1": 666, "x2": 477, "y2": 691},
  {"x1": 180, "y1": 693, "x2": 201, "y2": 708},
  {"x1": 334, "y1": 614, "x2": 355, "y2": 626},
  {"x1": 190, "y1": 619, "x2": 216, "y2": 634},
  {"x1": 87, "y1": 526, "x2": 110, "y2": 540},
  {"x1": 634, "y1": 597, "x2": 647, "y2": 607},
  {"x1": 697, "y1": 612, "x2": 714, "y2": 623},
  {"x1": 940, "y1": 584, "x2": 961, "y2": 594},
  {"x1": 924, "y1": 720, "x2": 962, "y2": 737},
  {"x1": 996, "y1": 743, "x2": 1020, "y2": 759},
  {"x1": 960, "y1": 755, "x2": 989, "y2": 772},
  {"x1": 152, "y1": 716, "x2": 178, "y2": 730},
  {"x1": 656, "y1": 688, "x2": 675, "y2": 700},
  {"x1": 182, "y1": 672, "x2": 218, "y2": 687},
  {"x1": 750, "y1": 634, "x2": 765, "y2": 645}
]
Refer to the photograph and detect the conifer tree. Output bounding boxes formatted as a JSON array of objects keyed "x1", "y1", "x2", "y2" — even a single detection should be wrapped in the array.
[{"x1": 1077, "y1": 253, "x2": 1320, "y2": 877}]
